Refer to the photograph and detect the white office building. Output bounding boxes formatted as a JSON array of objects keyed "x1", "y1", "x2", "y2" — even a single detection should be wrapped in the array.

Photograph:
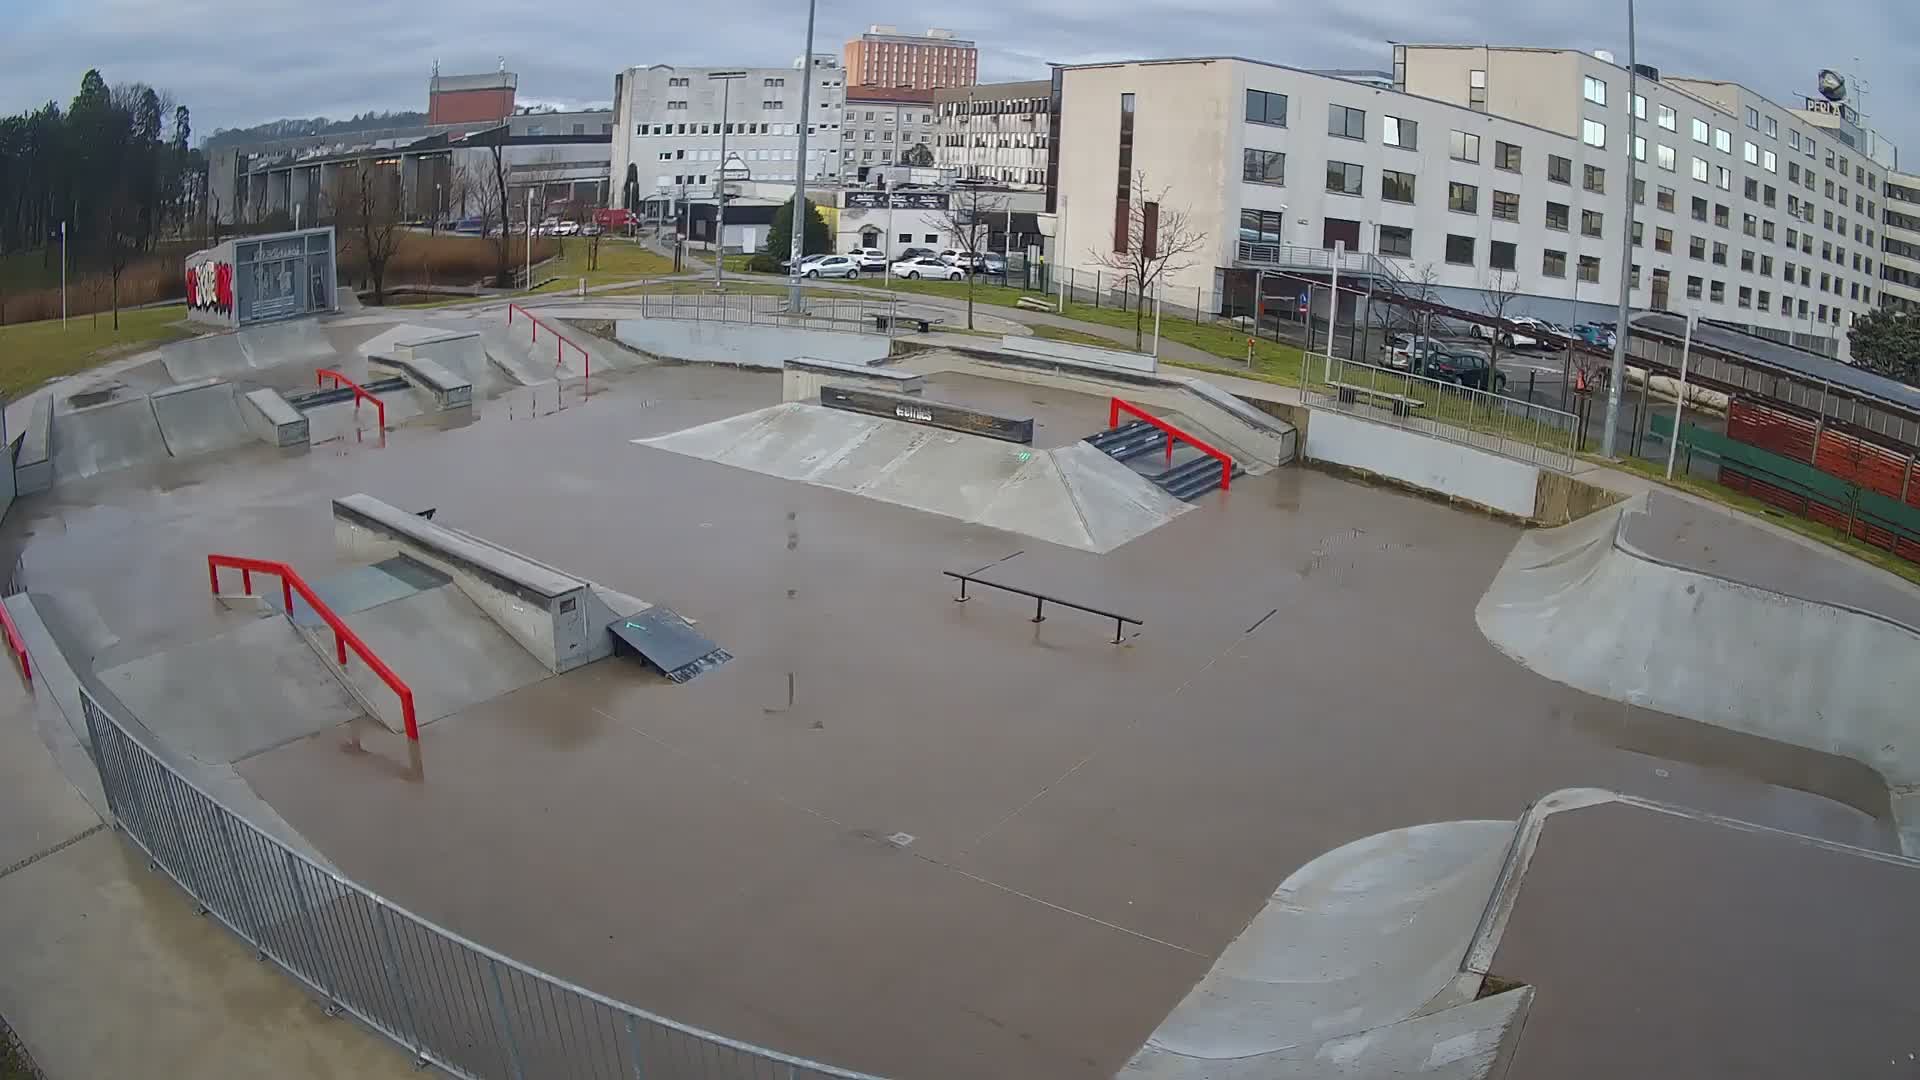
[
  {"x1": 934, "y1": 80, "x2": 1053, "y2": 189},
  {"x1": 842, "y1": 87, "x2": 939, "y2": 182},
  {"x1": 1880, "y1": 172, "x2": 1920, "y2": 313},
  {"x1": 610, "y1": 59, "x2": 847, "y2": 219},
  {"x1": 1051, "y1": 47, "x2": 1890, "y2": 361}
]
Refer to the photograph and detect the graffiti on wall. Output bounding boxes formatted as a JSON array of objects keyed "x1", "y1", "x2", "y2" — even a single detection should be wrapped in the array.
[{"x1": 185, "y1": 259, "x2": 234, "y2": 314}]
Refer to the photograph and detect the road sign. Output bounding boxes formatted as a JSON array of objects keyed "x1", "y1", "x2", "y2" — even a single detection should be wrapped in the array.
[{"x1": 1297, "y1": 291, "x2": 1310, "y2": 314}]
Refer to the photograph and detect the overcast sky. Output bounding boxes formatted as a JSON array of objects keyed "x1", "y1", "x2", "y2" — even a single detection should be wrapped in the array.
[{"x1": 2, "y1": 0, "x2": 1911, "y2": 164}]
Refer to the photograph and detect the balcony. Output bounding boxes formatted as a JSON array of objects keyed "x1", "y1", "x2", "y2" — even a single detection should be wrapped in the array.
[{"x1": 1235, "y1": 242, "x2": 1412, "y2": 285}]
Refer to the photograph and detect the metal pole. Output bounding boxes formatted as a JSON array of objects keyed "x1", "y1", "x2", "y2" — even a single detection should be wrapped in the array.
[
  {"x1": 525, "y1": 188, "x2": 533, "y2": 290},
  {"x1": 715, "y1": 75, "x2": 732, "y2": 290},
  {"x1": 1326, "y1": 241, "x2": 1343, "y2": 381},
  {"x1": 1602, "y1": 0, "x2": 1640, "y2": 457},
  {"x1": 60, "y1": 221, "x2": 67, "y2": 328},
  {"x1": 1152, "y1": 282, "x2": 1162, "y2": 357},
  {"x1": 787, "y1": 0, "x2": 818, "y2": 313},
  {"x1": 1666, "y1": 311, "x2": 1695, "y2": 479}
]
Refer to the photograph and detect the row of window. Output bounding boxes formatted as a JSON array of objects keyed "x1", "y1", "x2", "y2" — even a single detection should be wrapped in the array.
[{"x1": 637, "y1": 122, "x2": 806, "y2": 136}]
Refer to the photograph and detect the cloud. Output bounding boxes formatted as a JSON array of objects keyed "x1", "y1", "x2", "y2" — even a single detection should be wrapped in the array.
[{"x1": 0, "y1": 0, "x2": 1910, "y2": 161}]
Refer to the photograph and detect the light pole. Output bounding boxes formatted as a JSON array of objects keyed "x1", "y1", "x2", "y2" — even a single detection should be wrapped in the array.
[
  {"x1": 60, "y1": 220, "x2": 67, "y2": 328},
  {"x1": 787, "y1": 0, "x2": 819, "y2": 312},
  {"x1": 525, "y1": 187, "x2": 533, "y2": 291},
  {"x1": 1602, "y1": 0, "x2": 1639, "y2": 457},
  {"x1": 710, "y1": 70, "x2": 747, "y2": 289}
]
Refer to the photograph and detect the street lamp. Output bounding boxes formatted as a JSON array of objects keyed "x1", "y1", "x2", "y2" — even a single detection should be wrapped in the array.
[
  {"x1": 788, "y1": 0, "x2": 819, "y2": 312},
  {"x1": 709, "y1": 70, "x2": 747, "y2": 289},
  {"x1": 1601, "y1": 0, "x2": 1640, "y2": 457}
]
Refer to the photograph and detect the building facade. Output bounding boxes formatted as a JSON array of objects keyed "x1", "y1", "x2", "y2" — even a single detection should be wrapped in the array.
[
  {"x1": 611, "y1": 60, "x2": 847, "y2": 221},
  {"x1": 842, "y1": 86, "x2": 939, "y2": 182},
  {"x1": 428, "y1": 70, "x2": 517, "y2": 125},
  {"x1": 843, "y1": 26, "x2": 976, "y2": 90},
  {"x1": 934, "y1": 80, "x2": 1052, "y2": 189},
  {"x1": 1883, "y1": 171, "x2": 1920, "y2": 313}
]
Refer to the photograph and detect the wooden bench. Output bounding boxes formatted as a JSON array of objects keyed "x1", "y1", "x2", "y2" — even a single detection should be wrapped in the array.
[
  {"x1": 870, "y1": 313, "x2": 947, "y2": 333},
  {"x1": 1327, "y1": 381, "x2": 1426, "y2": 418},
  {"x1": 1016, "y1": 296, "x2": 1058, "y2": 313}
]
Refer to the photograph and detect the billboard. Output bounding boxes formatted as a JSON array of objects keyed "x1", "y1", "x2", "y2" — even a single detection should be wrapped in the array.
[{"x1": 845, "y1": 191, "x2": 950, "y2": 210}]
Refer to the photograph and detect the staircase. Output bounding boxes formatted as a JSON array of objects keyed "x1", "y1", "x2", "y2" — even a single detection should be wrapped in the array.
[{"x1": 1086, "y1": 419, "x2": 1243, "y2": 501}]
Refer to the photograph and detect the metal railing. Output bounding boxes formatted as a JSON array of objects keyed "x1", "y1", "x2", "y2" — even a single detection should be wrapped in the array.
[
  {"x1": 1306, "y1": 355, "x2": 1580, "y2": 472},
  {"x1": 316, "y1": 369, "x2": 388, "y2": 430},
  {"x1": 78, "y1": 685, "x2": 883, "y2": 1080},
  {"x1": 507, "y1": 303, "x2": 592, "y2": 377},
  {"x1": 943, "y1": 571, "x2": 1142, "y2": 644},
  {"x1": 1111, "y1": 397, "x2": 1234, "y2": 492},
  {"x1": 1234, "y1": 242, "x2": 1413, "y2": 286},
  {"x1": 634, "y1": 291, "x2": 912, "y2": 337}
]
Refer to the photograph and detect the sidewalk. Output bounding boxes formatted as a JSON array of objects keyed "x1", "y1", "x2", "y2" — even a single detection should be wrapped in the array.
[{"x1": 0, "y1": 673, "x2": 416, "y2": 1079}]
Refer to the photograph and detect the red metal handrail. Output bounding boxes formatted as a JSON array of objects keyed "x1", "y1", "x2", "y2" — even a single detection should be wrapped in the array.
[
  {"x1": 207, "y1": 554, "x2": 418, "y2": 740},
  {"x1": 507, "y1": 302, "x2": 591, "y2": 378},
  {"x1": 0, "y1": 600, "x2": 31, "y2": 688},
  {"x1": 316, "y1": 369, "x2": 388, "y2": 430},
  {"x1": 1109, "y1": 397, "x2": 1234, "y2": 492}
]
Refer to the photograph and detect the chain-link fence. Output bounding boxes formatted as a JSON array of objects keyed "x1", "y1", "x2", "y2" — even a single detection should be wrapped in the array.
[
  {"x1": 1305, "y1": 356, "x2": 1580, "y2": 473},
  {"x1": 79, "y1": 686, "x2": 882, "y2": 1080}
]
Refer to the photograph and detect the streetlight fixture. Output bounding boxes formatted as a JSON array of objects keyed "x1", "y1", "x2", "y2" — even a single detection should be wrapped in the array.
[
  {"x1": 709, "y1": 70, "x2": 748, "y2": 290},
  {"x1": 1601, "y1": 0, "x2": 1640, "y2": 457},
  {"x1": 787, "y1": 0, "x2": 819, "y2": 313}
]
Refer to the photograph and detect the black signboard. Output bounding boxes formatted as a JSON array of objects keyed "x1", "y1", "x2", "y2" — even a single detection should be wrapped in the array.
[
  {"x1": 845, "y1": 191, "x2": 950, "y2": 211},
  {"x1": 820, "y1": 386, "x2": 1033, "y2": 443}
]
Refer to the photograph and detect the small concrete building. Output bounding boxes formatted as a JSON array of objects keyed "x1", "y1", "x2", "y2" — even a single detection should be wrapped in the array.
[{"x1": 183, "y1": 227, "x2": 338, "y2": 328}]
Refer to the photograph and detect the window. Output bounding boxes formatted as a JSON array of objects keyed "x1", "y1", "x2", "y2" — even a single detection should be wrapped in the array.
[
  {"x1": 1325, "y1": 160, "x2": 1363, "y2": 195},
  {"x1": 1378, "y1": 225, "x2": 1413, "y2": 258},
  {"x1": 1710, "y1": 280, "x2": 1726, "y2": 303},
  {"x1": 1583, "y1": 209, "x2": 1604, "y2": 238},
  {"x1": 1687, "y1": 274, "x2": 1704, "y2": 299},
  {"x1": 1585, "y1": 164, "x2": 1606, "y2": 194},
  {"x1": 1764, "y1": 185, "x2": 1776, "y2": 208},
  {"x1": 1634, "y1": 177, "x2": 1647, "y2": 205},
  {"x1": 1548, "y1": 154, "x2": 1571, "y2": 184},
  {"x1": 1763, "y1": 150, "x2": 1777, "y2": 173},
  {"x1": 1691, "y1": 117, "x2": 1709, "y2": 144},
  {"x1": 1635, "y1": 136, "x2": 1646, "y2": 162},
  {"x1": 1790, "y1": 162, "x2": 1800, "y2": 182},
  {"x1": 1656, "y1": 227, "x2": 1674, "y2": 252},
  {"x1": 1492, "y1": 190, "x2": 1519, "y2": 221},
  {"x1": 1238, "y1": 209, "x2": 1285, "y2": 244},
  {"x1": 1657, "y1": 186, "x2": 1676, "y2": 212},
  {"x1": 1631, "y1": 263, "x2": 1642, "y2": 289},
  {"x1": 1382, "y1": 115, "x2": 1417, "y2": 149},
  {"x1": 1691, "y1": 196, "x2": 1709, "y2": 222},
  {"x1": 1445, "y1": 234, "x2": 1475, "y2": 265},
  {"x1": 1634, "y1": 94, "x2": 1647, "y2": 120},
  {"x1": 1328, "y1": 104, "x2": 1366, "y2": 140},
  {"x1": 1114, "y1": 93, "x2": 1135, "y2": 254},
  {"x1": 1490, "y1": 240, "x2": 1516, "y2": 271},
  {"x1": 1582, "y1": 119, "x2": 1607, "y2": 148},
  {"x1": 1714, "y1": 204, "x2": 1730, "y2": 228},
  {"x1": 1690, "y1": 236, "x2": 1706, "y2": 260},
  {"x1": 1449, "y1": 181, "x2": 1480, "y2": 213},
  {"x1": 1744, "y1": 177, "x2": 1759, "y2": 201},
  {"x1": 1692, "y1": 157, "x2": 1709, "y2": 183},
  {"x1": 1633, "y1": 220, "x2": 1644, "y2": 247},
  {"x1": 1380, "y1": 168, "x2": 1415, "y2": 202},
  {"x1": 1450, "y1": 130, "x2": 1481, "y2": 163},
  {"x1": 1712, "y1": 241, "x2": 1728, "y2": 265},
  {"x1": 1546, "y1": 201, "x2": 1569, "y2": 231},
  {"x1": 1543, "y1": 249, "x2": 1567, "y2": 277},
  {"x1": 1825, "y1": 179, "x2": 1835, "y2": 199},
  {"x1": 1579, "y1": 255, "x2": 1601, "y2": 283},
  {"x1": 1758, "y1": 290, "x2": 1771, "y2": 311},
  {"x1": 1242, "y1": 149, "x2": 1285, "y2": 186},
  {"x1": 1745, "y1": 106, "x2": 1760, "y2": 130},
  {"x1": 1584, "y1": 76, "x2": 1608, "y2": 105},
  {"x1": 1714, "y1": 128, "x2": 1731, "y2": 154},
  {"x1": 1743, "y1": 213, "x2": 1758, "y2": 236},
  {"x1": 1468, "y1": 69, "x2": 1487, "y2": 112},
  {"x1": 1791, "y1": 129, "x2": 1802, "y2": 150},
  {"x1": 1245, "y1": 89, "x2": 1288, "y2": 126},
  {"x1": 1495, "y1": 141, "x2": 1522, "y2": 171},
  {"x1": 1766, "y1": 116, "x2": 1778, "y2": 138},
  {"x1": 1658, "y1": 144, "x2": 1677, "y2": 171},
  {"x1": 1658, "y1": 104, "x2": 1677, "y2": 131},
  {"x1": 1744, "y1": 141, "x2": 1759, "y2": 165}
]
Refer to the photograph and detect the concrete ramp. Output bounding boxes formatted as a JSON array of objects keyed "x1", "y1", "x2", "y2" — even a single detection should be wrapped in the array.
[
  {"x1": 1477, "y1": 494, "x2": 1920, "y2": 852},
  {"x1": 158, "y1": 331, "x2": 251, "y2": 383},
  {"x1": 150, "y1": 378, "x2": 253, "y2": 458},
  {"x1": 1123, "y1": 819, "x2": 1518, "y2": 1078},
  {"x1": 636, "y1": 403, "x2": 1191, "y2": 552},
  {"x1": 50, "y1": 394, "x2": 168, "y2": 480},
  {"x1": 239, "y1": 317, "x2": 335, "y2": 367}
]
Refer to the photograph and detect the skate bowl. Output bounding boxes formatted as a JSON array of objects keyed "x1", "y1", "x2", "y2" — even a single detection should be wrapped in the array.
[
  {"x1": 614, "y1": 318, "x2": 890, "y2": 369},
  {"x1": 1476, "y1": 492, "x2": 1920, "y2": 852}
]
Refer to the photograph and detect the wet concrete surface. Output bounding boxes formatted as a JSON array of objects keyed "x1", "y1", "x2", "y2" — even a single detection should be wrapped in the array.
[
  {"x1": 1627, "y1": 488, "x2": 1920, "y2": 629},
  {"x1": 917, "y1": 370, "x2": 1117, "y2": 449},
  {"x1": 1489, "y1": 799, "x2": 1920, "y2": 1079},
  {"x1": 6, "y1": 356, "x2": 1902, "y2": 1079}
]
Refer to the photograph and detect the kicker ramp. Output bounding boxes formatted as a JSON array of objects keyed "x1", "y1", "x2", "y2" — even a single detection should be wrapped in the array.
[
  {"x1": 149, "y1": 378, "x2": 254, "y2": 458},
  {"x1": 332, "y1": 494, "x2": 646, "y2": 675},
  {"x1": 50, "y1": 394, "x2": 168, "y2": 480},
  {"x1": 360, "y1": 325, "x2": 482, "y2": 405},
  {"x1": 1477, "y1": 493, "x2": 1920, "y2": 853}
]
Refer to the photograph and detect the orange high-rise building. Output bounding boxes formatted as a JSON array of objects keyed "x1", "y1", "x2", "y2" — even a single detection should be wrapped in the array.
[{"x1": 843, "y1": 26, "x2": 977, "y2": 90}]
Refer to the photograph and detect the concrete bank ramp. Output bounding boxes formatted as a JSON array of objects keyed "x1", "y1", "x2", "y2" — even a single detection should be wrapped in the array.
[
  {"x1": 159, "y1": 318, "x2": 337, "y2": 382},
  {"x1": 150, "y1": 378, "x2": 253, "y2": 457},
  {"x1": 51, "y1": 394, "x2": 169, "y2": 480},
  {"x1": 1476, "y1": 494, "x2": 1920, "y2": 852},
  {"x1": 637, "y1": 402, "x2": 1191, "y2": 552},
  {"x1": 1123, "y1": 820, "x2": 1522, "y2": 1079}
]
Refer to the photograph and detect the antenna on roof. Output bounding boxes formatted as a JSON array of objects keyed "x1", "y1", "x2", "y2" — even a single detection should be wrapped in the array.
[{"x1": 498, "y1": 55, "x2": 507, "y2": 74}]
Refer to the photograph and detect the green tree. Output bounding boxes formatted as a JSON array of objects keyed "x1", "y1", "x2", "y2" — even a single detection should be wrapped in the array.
[
  {"x1": 1847, "y1": 307, "x2": 1920, "y2": 384},
  {"x1": 756, "y1": 197, "x2": 830, "y2": 271}
]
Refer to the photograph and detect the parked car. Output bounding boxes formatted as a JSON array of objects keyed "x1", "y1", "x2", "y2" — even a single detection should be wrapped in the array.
[
  {"x1": 1383, "y1": 333, "x2": 1439, "y2": 370},
  {"x1": 893, "y1": 247, "x2": 938, "y2": 263},
  {"x1": 952, "y1": 252, "x2": 1007, "y2": 275},
  {"x1": 801, "y1": 254, "x2": 863, "y2": 279},
  {"x1": 1470, "y1": 319, "x2": 1538, "y2": 349},
  {"x1": 1419, "y1": 349, "x2": 1509, "y2": 393},
  {"x1": 781, "y1": 253, "x2": 830, "y2": 273},
  {"x1": 847, "y1": 246, "x2": 889, "y2": 270},
  {"x1": 1571, "y1": 322, "x2": 1618, "y2": 348},
  {"x1": 579, "y1": 223, "x2": 604, "y2": 238},
  {"x1": 553, "y1": 220, "x2": 581, "y2": 237},
  {"x1": 891, "y1": 257, "x2": 964, "y2": 281}
]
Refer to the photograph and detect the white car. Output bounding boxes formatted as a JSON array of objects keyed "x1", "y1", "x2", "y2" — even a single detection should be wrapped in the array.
[
  {"x1": 553, "y1": 220, "x2": 581, "y2": 237},
  {"x1": 890, "y1": 257, "x2": 964, "y2": 281},
  {"x1": 847, "y1": 246, "x2": 889, "y2": 270},
  {"x1": 1471, "y1": 320, "x2": 1538, "y2": 348},
  {"x1": 1383, "y1": 334, "x2": 1439, "y2": 370},
  {"x1": 801, "y1": 255, "x2": 862, "y2": 279},
  {"x1": 782, "y1": 253, "x2": 830, "y2": 273}
]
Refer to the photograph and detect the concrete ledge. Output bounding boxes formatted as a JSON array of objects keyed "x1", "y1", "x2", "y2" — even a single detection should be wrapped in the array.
[
  {"x1": 240, "y1": 389, "x2": 309, "y2": 448},
  {"x1": 374, "y1": 350, "x2": 474, "y2": 411},
  {"x1": 782, "y1": 356, "x2": 924, "y2": 403},
  {"x1": 14, "y1": 396, "x2": 52, "y2": 495},
  {"x1": 1303, "y1": 410, "x2": 1540, "y2": 519},
  {"x1": 998, "y1": 333, "x2": 1158, "y2": 374},
  {"x1": 942, "y1": 344, "x2": 1186, "y2": 389}
]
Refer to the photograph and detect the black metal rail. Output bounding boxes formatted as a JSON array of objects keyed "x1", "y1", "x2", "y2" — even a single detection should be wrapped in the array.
[{"x1": 943, "y1": 570, "x2": 1142, "y2": 644}]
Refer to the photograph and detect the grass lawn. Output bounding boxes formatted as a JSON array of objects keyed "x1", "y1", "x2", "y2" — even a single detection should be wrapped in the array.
[
  {"x1": 601, "y1": 281, "x2": 794, "y2": 298},
  {"x1": 0, "y1": 305, "x2": 192, "y2": 399},
  {"x1": 528, "y1": 239, "x2": 676, "y2": 293},
  {"x1": 1605, "y1": 454, "x2": 1920, "y2": 587},
  {"x1": 1029, "y1": 325, "x2": 1127, "y2": 348},
  {"x1": 0, "y1": 1013, "x2": 38, "y2": 1080}
]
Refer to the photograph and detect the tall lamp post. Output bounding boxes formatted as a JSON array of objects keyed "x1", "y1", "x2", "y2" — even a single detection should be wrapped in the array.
[
  {"x1": 787, "y1": 0, "x2": 819, "y2": 312},
  {"x1": 1602, "y1": 0, "x2": 1640, "y2": 457},
  {"x1": 709, "y1": 70, "x2": 747, "y2": 289}
]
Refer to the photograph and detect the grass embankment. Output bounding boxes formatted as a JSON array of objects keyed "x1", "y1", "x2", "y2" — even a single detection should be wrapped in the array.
[
  {"x1": 0, "y1": 305, "x2": 191, "y2": 397},
  {"x1": 1606, "y1": 454, "x2": 1920, "y2": 587},
  {"x1": 528, "y1": 239, "x2": 675, "y2": 293},
  {"x1": 0, "y1": 1013, "x2": 39, "y2": 1080}
]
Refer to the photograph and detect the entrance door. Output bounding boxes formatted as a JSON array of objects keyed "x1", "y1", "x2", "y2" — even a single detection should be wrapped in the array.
[
  {"x1": 1322, "y1": 217, "x2": 1362, "y2": 251},
  {"x1": 1651, "y1": 269, "x2": 1671, "y2": 312}
]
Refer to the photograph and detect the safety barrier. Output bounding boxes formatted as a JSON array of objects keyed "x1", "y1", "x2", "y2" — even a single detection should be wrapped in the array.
[
  {"x1": 1306, "y1": 357, "x2": 1579, "y2": 473},
  {"x1": 1110, "y1": 397, "x2": 1234, "y2": 491},
  {"x1": 316, "y1": 369, "x2": 388, "y2": 431},
  {"x1": 507, "y1": 303, "x2": 591, "y2": 378},
  {"x1": 207, "y1": 554, "x2": 418, "y2": 740},
  {"x1": 76, "y1": 683, "x2": 882, "y2": 1080},
  {"x1": 0, "y1": 600, "x2": 29, "y2": 687}
]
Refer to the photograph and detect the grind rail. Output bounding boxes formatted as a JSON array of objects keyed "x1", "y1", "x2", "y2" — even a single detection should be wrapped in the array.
[
  {"x1": 944, "y1": 570, "x2": 1142, "y2": 644},
  {"x1": 1109, "y1": 397, "x2": 1234, "y2": 492},
  {"x1": 507, "y1": 302, "x2": 591, "y2": 377},
  {"x1": 316, "y1": 368, "x2": 388, "y2": 430}
]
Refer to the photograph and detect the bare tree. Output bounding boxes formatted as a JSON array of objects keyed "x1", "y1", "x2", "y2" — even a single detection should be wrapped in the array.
[
  {"x1": 1479, "y1": 268, "x2": 1524, "y2": 377},
  {"x1": 567, "y1": 196, "x2": 604, "y2": 273},
  {"x1": 1089, "y1": 170, "x2": 1209, "y2": 350},
  {"x1": 458, "y1": 140, "x2": 514, "y2": 287},
  {"x1": 931, "y1": 184, "x2": 1006, "y2": 330},
  {"x1": 329, "y1": 163, "x2": 404, "y2": 305}
]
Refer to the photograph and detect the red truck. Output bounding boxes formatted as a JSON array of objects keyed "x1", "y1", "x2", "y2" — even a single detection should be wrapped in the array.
[{"x1": 594, "y1": 208, "x2": 637, "y2": 232}]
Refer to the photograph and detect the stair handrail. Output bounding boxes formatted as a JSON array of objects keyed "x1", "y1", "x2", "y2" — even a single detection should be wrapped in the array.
[
  {"x1": 507, "y1": 302, "x2": 592, "y2": 378},
  {"x1": 316, "y1": 369, "x2": 388, "y2": 430},
  {"x1": 1109, "y1": 397, "x2": 1233, "y2": 492},
  {"x1": 206, "y1": 554, "x2": 418, "y2": 740},
  {"x1": 0, "y1": 600, "x2": 30, "y2": 688}
]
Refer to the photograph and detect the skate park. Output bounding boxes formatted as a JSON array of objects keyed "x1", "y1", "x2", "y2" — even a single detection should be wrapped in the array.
[{"x1": 3, "y1": 272, "x2": 1919, "y2": 1079}]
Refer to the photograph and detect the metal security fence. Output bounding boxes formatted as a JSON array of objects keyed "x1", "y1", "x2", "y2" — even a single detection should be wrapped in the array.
[
  {"x1": 1306, "y1": 356, "x2": 1580, "y2": 473},
  {"x1": 634, "y1": 291, "x2": 911, "y2": 337},
  {"x1": 79, "y1": 687, "x2": 881, "y2": 1080}
]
